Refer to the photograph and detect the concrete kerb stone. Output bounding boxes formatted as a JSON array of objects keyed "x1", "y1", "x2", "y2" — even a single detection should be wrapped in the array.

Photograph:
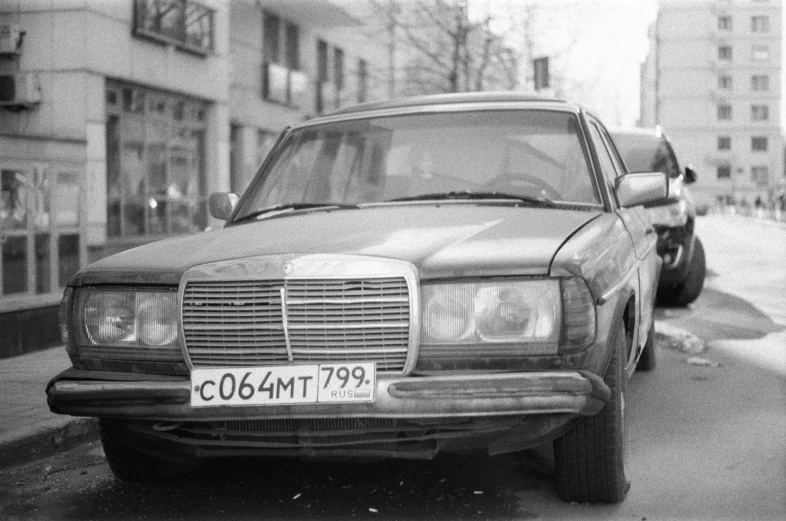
[{"x1": 0, "y1": 416, "x2": 99, "y2": 471}]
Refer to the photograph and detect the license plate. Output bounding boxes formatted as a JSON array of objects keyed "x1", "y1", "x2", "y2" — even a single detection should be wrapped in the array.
[{"x1": 190, "y1": 362, "x2": 376, "y2": 407}]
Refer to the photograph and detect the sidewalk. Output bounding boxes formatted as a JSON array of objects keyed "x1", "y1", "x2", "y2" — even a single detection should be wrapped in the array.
[{"x1": 0, "y1": 345, "x2": 98, "y2": 469}]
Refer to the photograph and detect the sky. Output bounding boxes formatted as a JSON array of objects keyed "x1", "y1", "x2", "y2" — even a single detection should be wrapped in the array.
[{"x1": 471, "y1": 0, "x2": 659, "y2": 126}]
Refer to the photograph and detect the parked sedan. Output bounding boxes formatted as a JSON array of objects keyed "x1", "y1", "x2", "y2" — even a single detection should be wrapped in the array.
[
  {"x1": 609, "y1": 126, "x2": 706, "y2": 307},
  {"x1": 47, "y1": 93, "x2": 665, "y2": 504}
]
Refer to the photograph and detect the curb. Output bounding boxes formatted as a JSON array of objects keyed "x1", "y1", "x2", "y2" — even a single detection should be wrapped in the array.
[{"x1": 0, "y1": 416, "x2": 99, "y2": 470}]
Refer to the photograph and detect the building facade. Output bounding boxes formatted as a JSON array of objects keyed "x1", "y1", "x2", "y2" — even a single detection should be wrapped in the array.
[
  {"x1": 0, "y1": 0, "x2": 386, "y2": 355},
  {"x1": 640, "y1": 0, "x2": 783, "y2": 207}
]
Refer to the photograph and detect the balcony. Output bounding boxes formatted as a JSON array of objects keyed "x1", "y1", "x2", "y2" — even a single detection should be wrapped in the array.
[{"x1": 263, "y1": 62, "x2": 308, "y2": 110}]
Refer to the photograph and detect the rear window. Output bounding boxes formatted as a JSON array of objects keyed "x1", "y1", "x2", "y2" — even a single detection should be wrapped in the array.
[{"x1": 611, "y1": 132, "x2": 681, "y2": 178}]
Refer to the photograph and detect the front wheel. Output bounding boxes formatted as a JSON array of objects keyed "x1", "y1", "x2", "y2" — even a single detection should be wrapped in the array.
[
  {"x1": 100, "y1": 419, "x2": 200, "y2": 482},
  {"x1": 658, "y1": 237, "x2": 706, "y2": 306},
  {"x1": 553, "y1": 321, "x2": 630, "y2": 503}
]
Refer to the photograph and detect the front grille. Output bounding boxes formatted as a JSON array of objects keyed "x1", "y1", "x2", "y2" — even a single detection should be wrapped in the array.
[{"x1": 182, "y1": 278, "x2": 410, "y2": 372}]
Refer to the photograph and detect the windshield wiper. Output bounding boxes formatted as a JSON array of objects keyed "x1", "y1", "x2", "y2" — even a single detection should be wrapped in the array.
[
  {"x1": 384, "y1": 191, "x2": 556, "y2": 207},
  {"x1": 232, "y1": 203, "x2": 359, "y2": 224}
]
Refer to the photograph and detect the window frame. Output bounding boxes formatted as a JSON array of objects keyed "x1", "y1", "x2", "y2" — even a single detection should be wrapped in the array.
[
  {"x1": 751, "y1": 15, "x2": 770, "y2": 32},
  {"x1": 751, "y1": 136, "x2": 768, "y2": 152},
  {"x1": 751, "y1": 74, "x2": 769, "y2": 91},
  {"x1": 133, "y1": 0, "x2": 215, "y2": 56},
  {"x1": 751, "y1": 104, "x2": 769, "y2": 121},
  {"x1": 717, "y1": 104, "x2": 733, "y2": 120}
]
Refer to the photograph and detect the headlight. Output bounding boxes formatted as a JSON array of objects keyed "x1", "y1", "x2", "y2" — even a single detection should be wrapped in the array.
[
  {"x1": 418, "y1": 278, "x2": 595, "y2": 370},
  {"x1": 73, "y1": 287, "x2": 181, "y2": 361},
  {"x1": 422, "y1": 280, "x2": 561, "y2": 349},
  {"x1": 648, "y1": 200, "x2": 688, "y2": 227}
]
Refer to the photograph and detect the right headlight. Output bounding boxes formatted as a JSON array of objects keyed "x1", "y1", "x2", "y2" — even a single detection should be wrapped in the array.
[{"x1": 648, "y1": 199, "x2": 688, "y2": 227}]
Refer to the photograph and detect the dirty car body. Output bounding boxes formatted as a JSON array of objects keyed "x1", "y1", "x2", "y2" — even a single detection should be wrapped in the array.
[{"x1": 48, "y1": 93, "x2": 665, "y2": 503}]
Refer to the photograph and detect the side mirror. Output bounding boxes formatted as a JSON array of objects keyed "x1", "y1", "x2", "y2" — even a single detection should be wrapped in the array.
[
  {"x1": 614, "y1": 172, "x2": 668, "y2": 208},
  {"x1": 209, "y1": 192, "x2": 239, "y2": 221},
  {"x1": 684, "y1": 166, "x2": 697, "y2": 184}
]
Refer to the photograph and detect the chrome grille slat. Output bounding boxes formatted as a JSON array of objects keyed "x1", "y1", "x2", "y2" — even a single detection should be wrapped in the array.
[{"x1": 183, "y1": 276, "x2": 410, "y2": 372}]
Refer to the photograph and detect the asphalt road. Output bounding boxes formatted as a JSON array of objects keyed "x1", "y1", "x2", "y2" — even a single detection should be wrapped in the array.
[{"x1": 1, "y1": 214, "x2": 784, "y2": 521}]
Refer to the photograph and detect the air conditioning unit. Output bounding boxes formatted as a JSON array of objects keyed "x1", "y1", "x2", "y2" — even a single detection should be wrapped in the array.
[
  {"x1": 0, "y1": 24, "x2": 22, "y2": 55},
  {"x1": 0, "y1": 72, "x2": 41, "y2": 109}
]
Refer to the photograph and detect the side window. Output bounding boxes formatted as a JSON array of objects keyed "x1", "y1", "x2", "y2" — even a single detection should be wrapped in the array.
[
  {"x1": 588, "y1": 123, "x2": 619, "y2": 190},
  {"x1": 598, "y1": 127, "x2": 628, "y2": 176}
]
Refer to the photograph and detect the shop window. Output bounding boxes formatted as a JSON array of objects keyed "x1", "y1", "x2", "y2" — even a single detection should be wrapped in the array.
[
  {"x1": 106, "y1": 81, "x2": 208, "y2": 239},
  {"x1": 133, "y1": 0, "x2": 214, "y2": 54},
  {"x1": 1, "y1": 168, "x2": 83, "y2": 296}
]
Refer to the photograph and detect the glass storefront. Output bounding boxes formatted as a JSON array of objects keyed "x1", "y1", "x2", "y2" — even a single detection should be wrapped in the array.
[
  {"x1": 105, "y1": 81, "x2": 209, "y2": 239},
  {"x1": 0, "y1": 167, "x2": 85, "y2": 297}
]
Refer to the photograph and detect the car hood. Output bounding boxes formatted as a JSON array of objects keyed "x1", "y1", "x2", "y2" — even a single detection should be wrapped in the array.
[{"x1": 74, "y1": 204, "x2": 602, "y2": 285}]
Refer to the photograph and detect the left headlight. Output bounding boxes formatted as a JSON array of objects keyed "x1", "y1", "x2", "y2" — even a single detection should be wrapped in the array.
[
  {"x1": 422, "y1": 280, "x2": 560, "y2": 347},
  {"x1": 648, "y1": 199, "x2": 688, "y2": 227},
  {"x1": 73, "y1": 287, "x2": 182, "y2": 361},
  {"x1": 418, "y1": 278, "x2": 596, "y2": 371}
]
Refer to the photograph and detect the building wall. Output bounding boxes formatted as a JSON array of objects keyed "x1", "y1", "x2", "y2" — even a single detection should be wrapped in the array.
[
  {"x1": 0, "y1": 0, "x2": 388, "y2": 318},
  {"x1": 227, "y1": 0, "x2": 388, "y2": 194},
  {"x1": 643, "y1": 0, "x2": 783, "y2": 206}
]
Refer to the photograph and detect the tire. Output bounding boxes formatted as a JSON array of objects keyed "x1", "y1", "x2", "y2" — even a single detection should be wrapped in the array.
[
  {"x1": 553, "y1": 321, "x2": 630, "y2": 503},
  {"x1": 658, "y1": 237, "x2": 706, "y2": 306},
  {"x1": 637, "y1": 324, "x2": 656, "y2": 371},
  {"x1": 100, "y1": 419, "x2": 199, "y2": 482}
]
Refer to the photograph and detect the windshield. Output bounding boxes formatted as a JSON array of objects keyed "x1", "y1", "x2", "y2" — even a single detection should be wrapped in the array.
[
  {"x1": 611, "y1": 132, "x2": 681, "y2": 178},
  {"x1": 234, "y1": 110, "x2": 600, "y2": 222}
]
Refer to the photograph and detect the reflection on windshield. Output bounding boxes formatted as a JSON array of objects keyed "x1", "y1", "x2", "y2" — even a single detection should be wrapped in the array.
[{"x1": 234, "y1": 110, "x2": 600, "y2": 221}]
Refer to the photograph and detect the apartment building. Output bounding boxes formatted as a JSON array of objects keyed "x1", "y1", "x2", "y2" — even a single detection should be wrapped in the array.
[
  {"x1": 640, "y1": 0, "x2": 783, "y2": 207},
  {"x1": 0, "y1": 0, "x2": 385, "y2": 355}
]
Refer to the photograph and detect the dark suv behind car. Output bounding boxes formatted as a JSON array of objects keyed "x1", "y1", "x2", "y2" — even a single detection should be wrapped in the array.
[{"x1": 609, "y1": 127, "x2": 705, "y2": 306}]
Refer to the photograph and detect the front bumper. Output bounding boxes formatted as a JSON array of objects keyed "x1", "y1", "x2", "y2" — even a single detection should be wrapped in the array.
[
  {"x1": 47, "y1": 368, "x2": 610, "y2": 421},
  {"x1": 655, "y1": 223, "x2": 694, "y2": 284}
]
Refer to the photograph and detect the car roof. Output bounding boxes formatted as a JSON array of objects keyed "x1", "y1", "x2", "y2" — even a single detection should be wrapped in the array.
[
  {"x1": 327, "y1": 91, "x2": 570, "y2": 117},
  {"x1": 607, "y1": 125, "x2": 664, "y2": 138}
]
